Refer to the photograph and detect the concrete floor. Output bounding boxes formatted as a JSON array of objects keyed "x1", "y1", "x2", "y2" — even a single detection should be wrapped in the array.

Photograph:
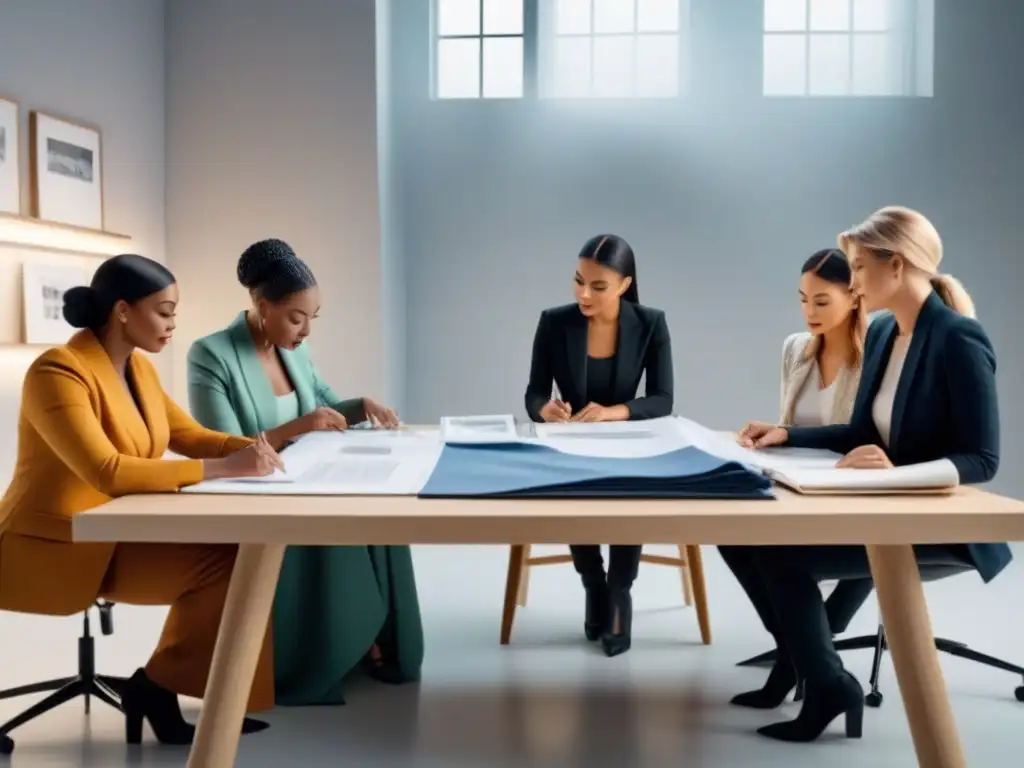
[{"x1": 1, "y1": 543, "x2": 1021, "y2": 766}]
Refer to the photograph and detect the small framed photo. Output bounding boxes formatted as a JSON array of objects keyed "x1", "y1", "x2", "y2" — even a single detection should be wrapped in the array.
[
  {"x1": 29, "y1": 110, "x2": 104, "y2": 230},
  {"x1": 0, "y1": 96, "x2": 20, "y2": 215},
  {"x1": 22, "y1": 260, "x2": 92, "y2": 344}
]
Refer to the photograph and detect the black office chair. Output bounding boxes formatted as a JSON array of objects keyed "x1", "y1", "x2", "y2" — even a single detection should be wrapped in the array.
[
  {"x1": 0, "y1": 600, "x2": 128, "y2": 756},
  {"x1": 737, "y1": 566, "x2": 1024, "y2": 707}
]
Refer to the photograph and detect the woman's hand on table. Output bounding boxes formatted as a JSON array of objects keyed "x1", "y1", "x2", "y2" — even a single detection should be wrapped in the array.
[
  {"x1": 737, "y1": 421, "x2": 788, "y2": 449},
  {"x1": 363, "y1": 398, "x2": 400, "y2": 428},
  {"x1": 204, "y1": 433, "x2": 284, "y2": 480},
  {"x1": 836, "y1": 445, "x2": 893, "y2": 469}
]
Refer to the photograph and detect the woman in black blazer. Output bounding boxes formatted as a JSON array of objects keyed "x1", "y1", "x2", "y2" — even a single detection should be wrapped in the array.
[
  {"x1": 525, "y1": 234, "x2": 673, "y2": 657},
  {"x1": 735, "y1": 206, "x2": 1012, "y2": 743}
]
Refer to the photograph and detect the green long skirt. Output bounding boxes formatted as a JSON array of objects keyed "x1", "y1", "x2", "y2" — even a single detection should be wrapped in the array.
[{"x1": 271, "y1": 544, "x2": 424, "y2": 706}]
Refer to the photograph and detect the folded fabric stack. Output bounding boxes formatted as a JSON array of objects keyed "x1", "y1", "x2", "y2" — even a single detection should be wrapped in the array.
[{"x1": 418, "y1": 442, "x2": 774, "y2": 499}]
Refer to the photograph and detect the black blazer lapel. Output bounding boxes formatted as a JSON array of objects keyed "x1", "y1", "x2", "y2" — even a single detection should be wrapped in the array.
[
  {"x1": 613, "y1": 300, "x2": 643, "y2": 400},
  {"x1": 888, "y1": 293, "x2": 941, "y2": 453},
  {"x1": 564, "y1": 312, "x2": 588, "y2": 405}
]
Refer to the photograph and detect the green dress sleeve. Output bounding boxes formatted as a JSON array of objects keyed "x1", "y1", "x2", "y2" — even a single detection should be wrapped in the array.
[
  {"x1": 308, "y1": 356, "x2": 366, "y2": 425},
  {"x1": 187, "y1": 340, "x2": 247, "y2": 436}
]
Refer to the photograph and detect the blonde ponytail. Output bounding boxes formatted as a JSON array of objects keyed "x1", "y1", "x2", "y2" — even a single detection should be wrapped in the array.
[
  {"x1": 930, "y1": 274, "x2": 976, "y2": 319},
  {"x1": 840, "y1": 207, "x2": 978, "y2": 319}
]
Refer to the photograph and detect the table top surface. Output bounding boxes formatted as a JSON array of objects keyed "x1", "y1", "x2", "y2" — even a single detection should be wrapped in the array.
[{"x1": 72, "y1": 485, "x2": 1024, "y2": 547}]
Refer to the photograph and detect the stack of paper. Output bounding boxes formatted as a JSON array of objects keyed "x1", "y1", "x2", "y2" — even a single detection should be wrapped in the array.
[
  {"x1": 672, "y1": 417, "x2": 960, "y2": 495},
  {"x1": 417, "y1": 442, "x2": 773, "y2": 499},
  {"x1": 763, "y1": 460, "x2": 960, "y2": 495}
]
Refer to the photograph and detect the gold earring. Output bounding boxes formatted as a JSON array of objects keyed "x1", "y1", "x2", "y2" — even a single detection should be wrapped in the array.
[
  {"x1": 259, "y1": 315, "x2": 271, "y2": 349},
  {"x1": 119, "y1": 315, "x2": 127, "y2": 324}
]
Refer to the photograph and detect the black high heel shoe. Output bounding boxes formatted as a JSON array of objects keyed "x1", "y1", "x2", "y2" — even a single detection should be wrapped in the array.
[
  {"x1": 122, "y1": 669, "x2": 269, "y2": 745},
  {"x1": 584, "y1": 582, "x2": 609, "y2": 641},
  {"x1": 600, "y1": 589, "x2": 632, "y2": 657},
  {"x1": 730, "y1": 660, "x2": 799, "y2": 710},
  {"x1": 756, "y1": 670, "x2": 864, "y2": 743}
]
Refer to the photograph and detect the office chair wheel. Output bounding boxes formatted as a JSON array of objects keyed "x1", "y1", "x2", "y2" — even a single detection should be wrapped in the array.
[
  {"x1": 0, "y1": 734, "x2": 13, "y2": 755},
  {"x1": 865, "y1": 691, "x2": 883, "y2": 708},
  {"x1": 1015, "y1": 686, "x2": 1024, "y2": 702}
]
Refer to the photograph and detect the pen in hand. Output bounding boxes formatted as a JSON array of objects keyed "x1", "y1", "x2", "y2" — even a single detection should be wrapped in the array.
[{"x1": 551, "y1": 384, "x2": 572, "y2": 422}]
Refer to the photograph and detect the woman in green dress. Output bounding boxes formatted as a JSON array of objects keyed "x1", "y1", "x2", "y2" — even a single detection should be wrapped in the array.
[{"x1": 186, "y1": 238, "x2": 424, "y2": 706}]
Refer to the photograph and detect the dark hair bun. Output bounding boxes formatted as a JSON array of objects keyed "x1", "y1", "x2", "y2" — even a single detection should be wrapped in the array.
[
  {"x1": 237, "y1": 239, "x2": 298, "y2": 290},
  {"x1": 62, "y1": 286, "x2": 103, "y2": 329},
  {"x1": 236, "y1": 238, "x2": 316, "y2": 302}
]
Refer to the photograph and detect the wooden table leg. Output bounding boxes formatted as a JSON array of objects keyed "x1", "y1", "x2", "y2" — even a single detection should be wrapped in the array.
[
  {"x1": 517, "y1": 544, "x2": 532, "y2": 607},
  {"x1": 685, "y1": 545, "x2": 712, "y2": 646},
  {"x1": 186, "y1": 543, "x2": 285, "y2": 768},
  {"x1": 867, "y1": 544, "x2": 966, "y2": 768},
  {"x1": 678, "y1": 544, "x2": 695, "y2": 606},
  {"x1": 500, "y1": 545, "x2": 526, "y2": 645}
]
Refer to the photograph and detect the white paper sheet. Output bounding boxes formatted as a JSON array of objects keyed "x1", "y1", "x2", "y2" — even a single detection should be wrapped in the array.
[
  {"x1": 672, "y1": 417, "x2": 841, "y2": 470},
  {"x1": 440, "y1": 414, "x2": 519, "y2": 443},
  {"x1": 533, "y1": 416, "x2": 690, "y2": 458},
  {"x1": 183, "y1": 429, "x2": 442, "y2": 495}
]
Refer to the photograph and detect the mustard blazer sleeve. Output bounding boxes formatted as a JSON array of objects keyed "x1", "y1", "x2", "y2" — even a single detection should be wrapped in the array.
[
  {"x1": 162, "y1": 389, "x2": 252, "y2": 459},
  {"x1": 22, "y1": 354, "x2": 242, "y2": 496}
]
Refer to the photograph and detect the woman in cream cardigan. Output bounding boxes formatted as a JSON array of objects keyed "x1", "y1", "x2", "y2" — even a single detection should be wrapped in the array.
[{"x1": 723, "y1": 248, "x2": 871, "y2": 710}]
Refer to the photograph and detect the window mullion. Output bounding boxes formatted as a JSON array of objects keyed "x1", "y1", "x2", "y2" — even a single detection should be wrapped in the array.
[
  {"x1": 477, "y1": 0, "x2": 485, "y2": 97},
  {"x1": 523, "y1": 0, "x2": 539, "y2": 98},
  {"x1": 847, "y1": 0, "x2": 855, "y2": 95},
  {"x1": 804, "y1": 1, "x2": 811, "y2": 95}
]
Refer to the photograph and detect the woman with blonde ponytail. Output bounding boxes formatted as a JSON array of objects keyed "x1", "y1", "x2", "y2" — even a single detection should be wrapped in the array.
[{"x1": 732, "y1": 206, "x2": 1012, "y2": 744}]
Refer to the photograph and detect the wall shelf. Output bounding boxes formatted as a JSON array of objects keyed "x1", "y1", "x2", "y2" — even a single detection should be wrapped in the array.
[{"x1": 0, "y1": 212, "x2": 131, "y2": 256}]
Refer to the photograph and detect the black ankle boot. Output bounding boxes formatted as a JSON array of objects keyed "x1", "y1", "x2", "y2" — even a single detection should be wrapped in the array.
[
  {"x1": 122, "y1": 669, "x2": 269, "y2": 745},
  {"x1": 757, "y1": 670, "x2": 864, "y2": 743},
  {"x1": 730, "y1": 659, "x2": 799, "y2": 709},
  {"x1": 600, "y1": 589, "x2": 632, "y2": 657},
  {"x1": 584, "y1": 581, "x2": 609, "y2": 641}
]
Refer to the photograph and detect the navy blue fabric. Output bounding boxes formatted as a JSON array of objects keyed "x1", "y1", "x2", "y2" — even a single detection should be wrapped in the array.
[{"x1": 419, "y1": 443, "x2": 772, "y2": 499}]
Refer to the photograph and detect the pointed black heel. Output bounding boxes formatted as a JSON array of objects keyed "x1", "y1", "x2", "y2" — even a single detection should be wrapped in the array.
[
  {"x1": 583, "y1": 582, "x2": 609, "y2": 641},
  {"x1": 730, "y1": 659, "x2": 798, "y2": 709},
  {"x1": 121, "y1": 669, "x2": 195, "y2": 745},
  {"x1": 600, "y1": 589, "x2": 632, "y2": 657},
  {"x1": 756, "y1": 670, "x2": 865, "y2": 743},
  {"x1": 121, "y1": 668, "x2": 269, "y2": 745}
]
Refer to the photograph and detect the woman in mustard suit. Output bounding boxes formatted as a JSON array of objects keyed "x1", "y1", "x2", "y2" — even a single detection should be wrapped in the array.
[{"x1": 0, "y1": 254, "x2": 282, "y2": 746}]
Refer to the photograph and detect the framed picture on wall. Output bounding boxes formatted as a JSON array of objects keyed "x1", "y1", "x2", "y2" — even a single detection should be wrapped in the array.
[
  {"x1": 0, "y1": 96, "x2": 20, "y2": 215},
  {"x1": 22, "y1": 261, "x2": 92, "y2": 344},
  {"x1": 29, "y1": 110, "x2": 104, "y2": 230}
]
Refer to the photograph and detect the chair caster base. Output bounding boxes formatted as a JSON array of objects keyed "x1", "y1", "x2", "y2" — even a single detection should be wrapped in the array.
[
  {"x1": 1015, "y1": 686, "x2": 1024, "y2": 703},
  {"x1": 1, "y1": 735, "x2": 13, "y2": 755},
  {"x1": 865, "y1": 691, "x2": 883, "y2": 708}
]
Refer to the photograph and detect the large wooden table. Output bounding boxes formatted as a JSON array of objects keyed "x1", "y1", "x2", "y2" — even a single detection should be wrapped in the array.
[{"x1": 73, "y1": 486, "x2": 1024, "y2": 768}]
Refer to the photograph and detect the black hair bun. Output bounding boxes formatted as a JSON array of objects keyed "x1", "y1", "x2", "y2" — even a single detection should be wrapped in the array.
[
  {"x1": 237, "y1": 239, "x2": 298, "y2": 290},
  {"x1": 62, "y1": 286, "x2": 102, "y2": 329}
]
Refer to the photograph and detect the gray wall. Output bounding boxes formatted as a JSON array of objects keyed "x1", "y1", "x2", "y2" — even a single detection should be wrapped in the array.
[
  {"x1": 388, "y1": 0, "x2": 1024, "y2": 499},
  {"x1": 377, "y1": 0, "x2": 407, "y2": 411},
  {"x1": 0, "y1": 0, "x2": 166, "y2": 483},
  {"x1": 165, "y1": 0, "x2": 388, "y2": 404}
]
